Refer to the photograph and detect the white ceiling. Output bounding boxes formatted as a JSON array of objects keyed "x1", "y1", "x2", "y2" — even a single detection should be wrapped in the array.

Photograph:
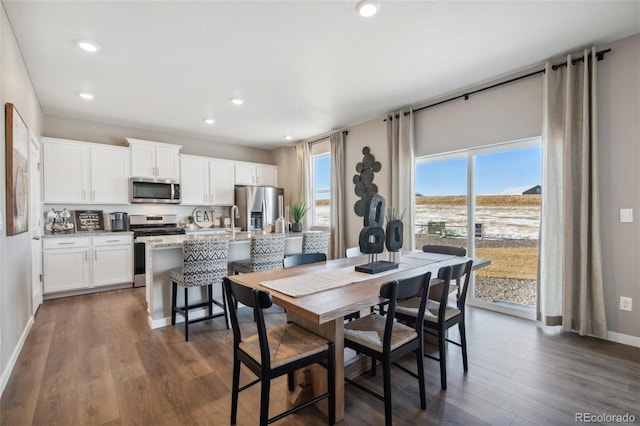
[{"x1": 3, "y1": 1, "x2": 639, "y2": 150}]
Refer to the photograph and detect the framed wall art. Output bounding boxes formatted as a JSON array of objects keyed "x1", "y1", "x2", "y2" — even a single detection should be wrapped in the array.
[{"x1": 5, "y1": 103, "x2": 29, "y2": 236}]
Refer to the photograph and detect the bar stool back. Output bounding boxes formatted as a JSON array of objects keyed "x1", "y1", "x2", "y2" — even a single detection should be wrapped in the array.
[{"x1": 230, "y1": 234, "x2": 286, "y2": 274}]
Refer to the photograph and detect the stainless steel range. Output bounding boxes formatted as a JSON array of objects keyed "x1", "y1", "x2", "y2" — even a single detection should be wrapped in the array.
[{"x1": 130, "y1": 214, "x2": 185, "y2": 287}]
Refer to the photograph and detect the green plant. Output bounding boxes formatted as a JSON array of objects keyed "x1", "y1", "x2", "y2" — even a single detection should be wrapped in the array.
[
  {"x1": 386, "y1": 207, "x2": 406, "y2": 223},
  {"x1": 290, "y1": 202, "x2": 310, "y2": 223},
  {"x1": 187, "y1": 216, "x2": 195, "y2": 224}
]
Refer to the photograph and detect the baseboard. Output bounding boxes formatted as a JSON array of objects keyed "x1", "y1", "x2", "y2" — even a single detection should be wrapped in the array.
[
  {"x1": 0, "y1": 315, "x2": 35, "y2": 398},
  {"x1": 607, "y1": 330, "x2": 640, "y2": 348},
  {"x1": 148, "y1": 305, "x2": 226, "y2": 330}
]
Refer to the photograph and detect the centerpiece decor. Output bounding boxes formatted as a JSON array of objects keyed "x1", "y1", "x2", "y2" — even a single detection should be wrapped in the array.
[
  {"x1": 290, "y1": 201, "x2": 309, "y2": 232},
  {"x1": 385, "y1": 207, "x2": 405, "y2": 263}
]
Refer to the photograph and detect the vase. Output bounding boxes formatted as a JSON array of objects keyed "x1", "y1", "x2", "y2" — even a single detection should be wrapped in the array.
[{"x1": 291, "y1": 222, "x2": 303, "y2": 232}]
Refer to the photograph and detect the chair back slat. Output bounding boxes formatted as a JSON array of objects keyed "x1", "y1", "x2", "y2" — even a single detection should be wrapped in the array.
[
  {"x1": 283, "y1": 252, "x2": 326, "y2": 267},
  {"x1": 422, "y1": 244, "x2": 466, "y2": 256}
]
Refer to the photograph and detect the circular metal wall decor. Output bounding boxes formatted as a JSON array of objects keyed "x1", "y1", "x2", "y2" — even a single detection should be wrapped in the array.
[{"x1": 353, "y1": 146, "x2": 382, "y2": 218}]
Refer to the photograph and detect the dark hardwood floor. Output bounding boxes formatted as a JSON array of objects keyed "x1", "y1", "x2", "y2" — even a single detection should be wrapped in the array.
[{"x1": 1, "y1": 287, "x2": 639, "y2": 425}]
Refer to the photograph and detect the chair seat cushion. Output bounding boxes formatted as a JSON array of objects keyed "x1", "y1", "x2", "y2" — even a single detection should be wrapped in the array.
[
  {"x1": 344, "y1": 313, "x2": 417, "y2": 353},
  {"x1": 239, "y1": 323, "x2": 330, "y2": 369},
  {"x1": 169, "y1": 267, "x2": 225, "y2": 288},
  {"x1": 396, "y1": 298, "x2": 461, "y2": 323}
]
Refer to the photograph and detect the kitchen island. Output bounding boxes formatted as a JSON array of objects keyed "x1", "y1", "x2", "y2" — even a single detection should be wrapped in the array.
[{"x1": 137, "y1": 232, "x2": 303, "y2": 329}]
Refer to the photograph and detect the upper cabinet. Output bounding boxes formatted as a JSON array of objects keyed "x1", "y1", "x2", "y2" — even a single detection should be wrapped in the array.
[
  {"x1": 127, "y1": 138, "x2": 182, "y2": 179},
  {"x1": 43, "y1": 138, "x2": 130, "y2": 204},
  {"x1": 180, "y1": 155, "x2": 234, "y2": 206},
  {"x1": 234, "y1": 161, "x2": 278, "y2": 186}
]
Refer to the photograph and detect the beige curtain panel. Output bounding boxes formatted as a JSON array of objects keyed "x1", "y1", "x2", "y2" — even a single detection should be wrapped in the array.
[
  {"x1": 541, "y1": 47, "x2": 607, "y2": 338},
  {"x1": 295, "y1": 141, "x2": 312, "y2": 230},
  {"x1": 329, "y1": 131, "x2": 346, "y2": 259}
]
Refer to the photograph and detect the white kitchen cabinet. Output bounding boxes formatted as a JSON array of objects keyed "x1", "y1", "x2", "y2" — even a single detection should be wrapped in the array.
[
  {"x1": 234, "y1": 161, "x2": 278, "y2": 186},
  {"x1": 127, "y1": 138, "x2": 182, "y2": 179},
  {"x1": 43, "y1": 235, "x2": 133, "y2": 295},
  {"x1": 42, "y1": 138, "x2": 130, "y2": 204},
  {"x1": 181, "y1": 155, "x2": 235, "y2": 205},
  {"x1": 43, "y1": 237, "x2": 91, "y2": 293}
]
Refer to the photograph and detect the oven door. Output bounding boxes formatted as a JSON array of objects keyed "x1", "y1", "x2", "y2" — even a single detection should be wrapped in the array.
[
  {"x1": 130, "y1": 178, "x2": 180, "y2": 204},
  {"x1": 133, "y1": 241, "x2": 146, "y2": 287}
]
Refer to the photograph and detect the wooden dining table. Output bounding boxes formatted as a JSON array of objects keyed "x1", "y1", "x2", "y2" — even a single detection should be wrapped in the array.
[{"x1": 227, "y1": 251, "x2": 490, "y2": 422}]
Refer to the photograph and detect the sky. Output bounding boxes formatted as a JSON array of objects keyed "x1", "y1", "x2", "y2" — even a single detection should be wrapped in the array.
[{"x1": 415, "y1": 146, "x2": 542, "y2": 196}]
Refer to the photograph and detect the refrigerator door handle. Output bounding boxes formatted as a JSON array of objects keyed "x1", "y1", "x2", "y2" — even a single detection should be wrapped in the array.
[{"x1": 262, "y1": 199, "x2": 267, "y2": 228}]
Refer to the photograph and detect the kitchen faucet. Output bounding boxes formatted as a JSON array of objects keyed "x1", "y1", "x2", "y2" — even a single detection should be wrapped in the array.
[{"x1": 230, "y1": 205, "x2": 240, "y2": 238}]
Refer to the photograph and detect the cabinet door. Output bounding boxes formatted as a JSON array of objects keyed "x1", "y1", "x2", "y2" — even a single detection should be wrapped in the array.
[
  {"x1": 180, "y1": 156, "x2": 210, "y2": 205},
  {"x1": 234, "y1": 162, "x2": 256, "y2": 185},
  {"x1": 155, "y1": 146, "x2": 180, "y2": 179},
  {"x1": 256, "y1": 164, "x2": 278, "y2": 186},
  {"x1": 43, "y1": 141, "x2": 90, "y2": 203},
  {"x1": 43, "y1": 248, "x2": 90, "y2": 293},
  {"x1": 209, "y1": 159, "x2": 235, "y2": 205},
  {"x1": 90, "y1": 147, "x2": 130, "y2": 203},
  {"x1": 93, "y1": 245, "x2": 133, "y2": 287},
  {"x1": 130, "y1": 143, "x2": 156, "y2": 177}
]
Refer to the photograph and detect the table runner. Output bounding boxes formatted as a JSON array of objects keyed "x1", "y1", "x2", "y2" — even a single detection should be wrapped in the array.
[{"x1": 260, "y1": 252, "x2": 458, "y2": 297}]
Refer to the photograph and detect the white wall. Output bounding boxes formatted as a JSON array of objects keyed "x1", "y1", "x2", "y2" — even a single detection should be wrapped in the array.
[{"x1": 0, "y1": 4, "x2": 43, "y2": 395}]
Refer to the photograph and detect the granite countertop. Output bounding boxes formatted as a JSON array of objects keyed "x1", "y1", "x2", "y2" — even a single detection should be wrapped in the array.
[
  {"x1": 138, "y1": 232, "x2": 303, "y2": 248},
  {"x1": 42, "y1": 231, "x2": 134, "y2": 238}
]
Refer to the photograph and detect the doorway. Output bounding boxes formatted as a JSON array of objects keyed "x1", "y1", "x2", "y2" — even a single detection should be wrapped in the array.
[{"x1": 29, "y1": 134, "x2": 42, "y2": 315}]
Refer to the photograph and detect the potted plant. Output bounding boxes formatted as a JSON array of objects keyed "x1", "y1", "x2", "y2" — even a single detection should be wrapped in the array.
[
  {"x1": 290, "y1": 202, "x2": 310, "y2": 232},
  {"x1": 385, "y1": 207, "x2": 406, "y2": 262},
  {"x1": 187, "y1": 216, "x2": 196, "y2": 230}
]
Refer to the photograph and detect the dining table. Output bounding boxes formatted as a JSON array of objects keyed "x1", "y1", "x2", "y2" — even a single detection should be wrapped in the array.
[{"x1": 227, "y1": 251, "x2": 491, "y2": 422}]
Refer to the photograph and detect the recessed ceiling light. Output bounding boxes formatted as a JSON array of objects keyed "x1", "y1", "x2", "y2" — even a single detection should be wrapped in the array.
[
  {"x1": 230, "y1": 98, "x2": 245, "y2": 106},
  {"x1": 284, "y1": 135, "x2": 293, "y2": 141},
  {"x1": 204, "y1": 118, "x2": 216, "y2": 125},
  {"x1": 355, "y1": 0, "x2": 379, "y2": 18},
  {"x1": 76, "y1": 40, "x2": 101, "y2": 53},
  {"x1": 79, "y1": 92, "x2": 94, "y2": 100}
]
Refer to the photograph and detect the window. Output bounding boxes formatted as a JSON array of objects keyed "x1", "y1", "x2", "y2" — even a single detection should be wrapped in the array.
[
  {"x1": 311, "y1": 152, "x2": 331, "y2": 227},
  {"x1": 415, "y1": 138, "x2": 541, "y2": 318}
]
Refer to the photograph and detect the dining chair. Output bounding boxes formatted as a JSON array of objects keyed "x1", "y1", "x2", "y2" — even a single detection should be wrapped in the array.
[
  {"x1": 169, "y1": 238, "x2": 230, "y2": 341},
  {"x1": 345, "y1": 246, "x2": 364, "y2": 258},
  {"x1": 421, "y1": 244, "x2": 466, "y2": 257},
  {"x1": 343, "y1": 272, "x2": 431, "y2": 426},
  {"x1": 395, "y1": 259, "x2": 474, "y2": 390},
  {"x1": 230, "y1": 234, "x2": 286, "y2": 274},
  {"x1": 302, "y1": 231, "x2": 330, "y2": 256},
  {"x1": 223, "y1": 277, "x2": 336, "y2": 426},
  {"x1": 283, "y1": 252, "x2": 326, "y2": 268}
]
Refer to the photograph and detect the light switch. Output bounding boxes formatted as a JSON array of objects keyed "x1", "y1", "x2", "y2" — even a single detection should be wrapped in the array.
[{"x1": 620, "y1": 208, "x2": 634, "y2": 223}]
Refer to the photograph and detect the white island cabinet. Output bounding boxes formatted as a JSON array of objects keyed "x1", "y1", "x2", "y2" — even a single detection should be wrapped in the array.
[
  {"x1": 43, "y1": 234, "x2": 133, "y2": 298},
  {"x1": 180, "y1": 155, "x2": 234, "y2": 205},
  {"x1": 43, "y1": 137, "x2": 130, "y2": 204},
  {"x1": 127, "y1": 138, "x2": 182, "y2": 179}
]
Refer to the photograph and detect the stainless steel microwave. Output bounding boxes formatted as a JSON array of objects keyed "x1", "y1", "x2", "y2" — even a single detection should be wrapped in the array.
[{"x1": 130, "y1": 177, "x2": 181, "y2": 204}]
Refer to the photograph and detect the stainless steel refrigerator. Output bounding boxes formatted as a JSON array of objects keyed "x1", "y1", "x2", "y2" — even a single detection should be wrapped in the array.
[{"x1": 234, "y1": 186, "x2": 284, "y2": 231}]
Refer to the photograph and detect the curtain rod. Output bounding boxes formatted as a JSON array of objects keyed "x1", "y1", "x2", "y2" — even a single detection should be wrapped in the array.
[
  {"x1": 386, "y1": 48, "x2": 612, "y2": 118},
  {"x1": 304, "y1": 130, "x2": 348, "y2": 146}
]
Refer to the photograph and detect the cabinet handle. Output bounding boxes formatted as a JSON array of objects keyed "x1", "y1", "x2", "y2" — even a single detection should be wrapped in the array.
[
  {"x1": 106, "y1": 239, "x2": 120, "y2": 242},
  {"x1": 92, "y1": 190, "x2": 95, "y2": 201},
  {"x1": 58, "y1": 242, "x2": 74, "y2": 245},
  {"x1": 256, "y1": 176, "x2": 260, "y2": 184},
  {"x1": 95, "y1": 250, "x2": 98, "y2": 260},
  {"x1": 82, "y1": 190, "x2": 86, "y2": 200},
  {"x1": 85, "y1": 250, "x2": 88, "y2": 261}
]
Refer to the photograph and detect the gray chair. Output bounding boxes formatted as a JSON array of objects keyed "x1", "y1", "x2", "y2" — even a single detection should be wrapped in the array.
[
  {"x1": 283, "y1": 252, "x2": 326, "y2": 268},
  {"x1": 344, "y1": 272, "x2": 431, "y2": 426},
  {"x1": 170, "y1": 238, "x2": 230, "y2": 341},
  {"x1": 396, "y1": 260, "x2": 474, "y2": 390},
  {"x1": 230, "y1": 234, "x2": 286, "y2": 274},
  {"x1": 302, "y1": 231, "x2": 330, "y2": 256}
]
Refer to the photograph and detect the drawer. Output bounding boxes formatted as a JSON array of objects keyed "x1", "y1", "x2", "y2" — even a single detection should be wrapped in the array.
[
  {"x1": 43, "y1": 237, "x2": 90, "y2": 249},
  {"x1": 93, "y1": 235, "x2": 133, "y2": 246}
]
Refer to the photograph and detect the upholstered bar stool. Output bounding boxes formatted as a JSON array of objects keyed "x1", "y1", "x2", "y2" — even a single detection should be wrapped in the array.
[
  {"x1": 169, "y1": 237, "x2": 230, "y2": 341},
  {"x1": 302, "y1": 231, "x2": 330, "y2": 256},
  {"x1": 230, "y1": 234, "x2": 285, "y2": 274}
]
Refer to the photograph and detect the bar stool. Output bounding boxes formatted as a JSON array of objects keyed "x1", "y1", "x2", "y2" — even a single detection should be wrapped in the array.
[
  {"x1": 302, "y1": 231, "x2": 330, "y2": 256},
  {"x1": 169, "y1": 238, "x2": 230, "y2": 341},
  {"x1": 229, "y1": 234, "x2": 285, "y2": 274}
]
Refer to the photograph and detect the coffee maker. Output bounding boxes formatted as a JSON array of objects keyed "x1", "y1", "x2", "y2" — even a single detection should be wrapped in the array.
[{"x1": 109, "y1": 212, "x2": 128, "y2": 232}]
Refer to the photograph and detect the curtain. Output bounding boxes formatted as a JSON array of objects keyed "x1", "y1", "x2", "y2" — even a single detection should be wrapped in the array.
[
  {"x1": 387, "y1": 109, "x2": 415, "y2": 250},
  {"x1": 541, "y1": 47, "x2": 607, "y2": 338},
  {"x1": 329, "y1": 132, "x2": 345, "y2": 259},
  {"x1": 295, "y1": 141, "x2": 312, "y2": 230}
]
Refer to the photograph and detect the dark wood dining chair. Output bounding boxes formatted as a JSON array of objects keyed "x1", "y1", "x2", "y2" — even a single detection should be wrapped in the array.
[
  {"x1": 396, "y1": 259, "x2": 474, "y2": 390},
  {"x1": 421, "y1": 244, "x2": 467, "y2": 257},
  {"x1": 283, "y1": 252, "x2": 326, "y2": 267},
  {"x1": 343, "y1": 272, "x2": 431, "y2": 426},
  {"x1": 223, "y1": 277, "x2": 336, "y2": 426}
]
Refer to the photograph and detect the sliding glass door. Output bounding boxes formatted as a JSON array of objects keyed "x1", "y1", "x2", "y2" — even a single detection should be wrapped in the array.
[{"x1": 415, "y1": 138, "x2": 541, "y2": 317}]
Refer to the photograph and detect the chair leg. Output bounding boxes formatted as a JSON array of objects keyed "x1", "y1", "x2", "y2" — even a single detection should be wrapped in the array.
[
  {"x1": 438, "y1": 329, "x2": 447, "y2": 390},
  {"x1": 371, "y1": 356, "x2": 376, "y2": 377},
  {"x1": 416, "y1": 348, "x2": 426, "y2": 409},
  {"x1": 459, "y1": 320, "x2": 468, "y2": 372},
  {"x1": 328, "y1": 343, "x2": 336, "y2": 425},
  {"x1": 184, "y1": 286, "x2": 189, "y2": 341},
  {"x1": 208, "y1": 284, "x2": 213, "y2": 316},
  {"x1": 230, "y1": 357, "x2": 240, "y2": 425},
  {"x1": 259, "y1": 377, "x2": 270, "y2": 426},
  {"x1": 222, "y1": 286, "x2": 230, "y2": 330},
  {"x1": 287, "y1": 372, "x2": 295, "y2": 392},
  {"x1": 171, "y1": 281, "x2": 177, "y2": 325},
  {"x1": 382, "y1": 359, "x2": 392, "y2": 426}
]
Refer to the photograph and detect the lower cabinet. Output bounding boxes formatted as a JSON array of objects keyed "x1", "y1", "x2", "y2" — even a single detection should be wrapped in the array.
[{"x1": 43, "y1": 235, "x2": 133, "y2": 295}]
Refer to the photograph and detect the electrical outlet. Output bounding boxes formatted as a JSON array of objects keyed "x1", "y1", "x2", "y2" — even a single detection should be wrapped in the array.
[{"x1": 619, "y1": 296, "x2": 633, "y2": 312}]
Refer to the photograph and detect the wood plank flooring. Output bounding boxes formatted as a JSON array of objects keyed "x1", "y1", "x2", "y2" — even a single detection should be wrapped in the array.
[{"x1": 1, "y1": 287, "x2": 639, "y2": 425}]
